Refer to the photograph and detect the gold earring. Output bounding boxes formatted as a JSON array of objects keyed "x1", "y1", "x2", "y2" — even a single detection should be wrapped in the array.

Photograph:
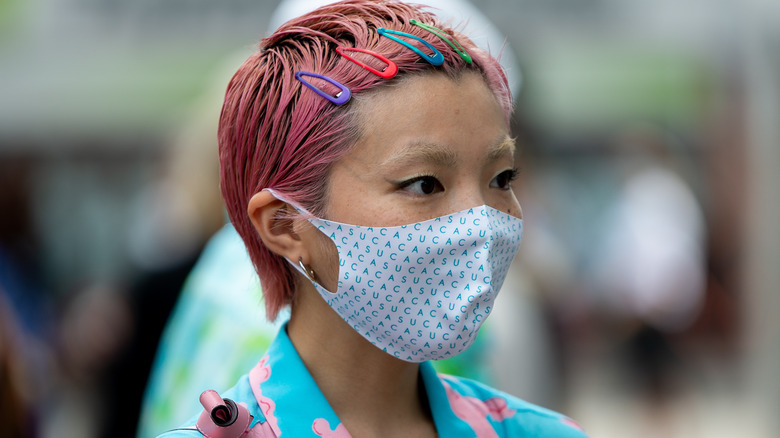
[{"x1": 298, "y1": 257, "x2": 317, "y2": 283}]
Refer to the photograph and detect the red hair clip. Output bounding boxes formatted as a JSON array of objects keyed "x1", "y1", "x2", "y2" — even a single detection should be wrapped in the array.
[{"x1": 336, "y1": 47, "x2": 398, "y2": 79}]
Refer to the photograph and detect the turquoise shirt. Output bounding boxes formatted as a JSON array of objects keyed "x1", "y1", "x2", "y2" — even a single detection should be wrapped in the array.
[{"x1": 158, "y1": 325, "x2": 586, "y2": 438}]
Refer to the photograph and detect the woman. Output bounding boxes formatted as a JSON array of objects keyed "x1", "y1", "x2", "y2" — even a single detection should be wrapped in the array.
[{"x1": 160, "y1": 1, "x2": 586, "y2": 436}]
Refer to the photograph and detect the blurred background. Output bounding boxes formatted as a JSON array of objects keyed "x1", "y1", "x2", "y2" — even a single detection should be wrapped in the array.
[{"x1": 1, "y1": 0, "x2": 778, "y2": 437}]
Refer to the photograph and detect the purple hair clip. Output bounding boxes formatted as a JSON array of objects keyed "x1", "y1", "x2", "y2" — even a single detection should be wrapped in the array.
[{"x1": 295, "y1": 71, "x2": 351, "y2": 105}]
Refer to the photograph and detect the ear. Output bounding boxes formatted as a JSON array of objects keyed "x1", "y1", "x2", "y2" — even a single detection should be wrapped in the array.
[{"x1": 247, "y1": 190, "x2": 306, "y2": 263}]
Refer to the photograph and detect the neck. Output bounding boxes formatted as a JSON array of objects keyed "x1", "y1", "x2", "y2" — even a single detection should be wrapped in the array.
[{"x1": 287, "y1": 284, "x2": 435, "y2": 436}]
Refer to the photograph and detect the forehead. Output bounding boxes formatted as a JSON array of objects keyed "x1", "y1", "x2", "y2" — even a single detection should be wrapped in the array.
[{"x1": 350, "y1": 72, "x2": 511, "y2": 163}]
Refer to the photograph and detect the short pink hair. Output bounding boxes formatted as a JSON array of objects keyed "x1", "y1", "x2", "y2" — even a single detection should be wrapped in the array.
[{"x1": 219, "y1": 0, "x2": 513, "y2": 320}]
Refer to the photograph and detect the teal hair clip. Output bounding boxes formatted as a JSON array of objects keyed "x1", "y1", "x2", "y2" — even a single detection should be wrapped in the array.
[
  {"x1": 409, "y1": 19, "x2": 472, "y2": 64},
  {"x1": 377, "y1": 28, "x2": 444, "y2": 66}
]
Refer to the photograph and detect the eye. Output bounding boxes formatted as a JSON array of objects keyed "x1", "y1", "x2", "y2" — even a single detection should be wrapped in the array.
[
  {"x1": 490, "y1": 168, "x2": 519, "y2": 190},
  {"x1": 398, "y1": 175, "x2": 444, "y2": 195}
]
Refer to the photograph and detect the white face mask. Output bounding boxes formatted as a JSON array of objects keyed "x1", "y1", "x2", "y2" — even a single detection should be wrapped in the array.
[{"x1": 268, "y1": 190, "x2": 523, "y2": 362}]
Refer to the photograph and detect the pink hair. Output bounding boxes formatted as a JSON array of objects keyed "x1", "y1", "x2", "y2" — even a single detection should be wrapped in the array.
[{"x1": 219, "y1": 0, "x2": 513, "y2": 320}]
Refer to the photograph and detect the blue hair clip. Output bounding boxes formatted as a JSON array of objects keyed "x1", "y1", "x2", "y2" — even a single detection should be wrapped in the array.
[
  {"x1": 377, "y1": 28, "x2": 444, "y2": 66},
  {"x1": 295, "y1": 71, "x2": 351, "y2": 105}
]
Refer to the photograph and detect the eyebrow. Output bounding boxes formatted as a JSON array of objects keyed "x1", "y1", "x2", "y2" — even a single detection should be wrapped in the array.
[
  {"x1": 486, "y1": 135, "x2": 517, "y2": 162},
  {"x1": 379, "y1": 135, "x2": 516, "y2": 169},
  {"x1": 379, "y1": 140, "x2": 458, "y2": 168}
]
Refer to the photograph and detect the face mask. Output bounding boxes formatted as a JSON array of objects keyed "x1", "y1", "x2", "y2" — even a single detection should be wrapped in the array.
[{"x1": 268, "y1": 190, "x2": 523, "y2": 362}]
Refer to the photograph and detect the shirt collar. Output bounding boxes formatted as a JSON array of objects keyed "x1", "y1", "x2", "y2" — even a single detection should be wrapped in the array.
[
  {"x1": 249, "y1": 324, "x2": 342, "y2": 436},
  {"x1": 249, "y1": 324, "x2": 474, "y2": 436},
  {"x1": 420, "y1": 359, "x2": 475, "y2": 436}
]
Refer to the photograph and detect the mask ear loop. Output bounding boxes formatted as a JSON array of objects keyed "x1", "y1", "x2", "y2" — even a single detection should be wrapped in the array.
[
  {"x1": 262, "y1": 188, "x2": 311, "y2": 217},
  {"x1": 409, "y1": 19, "x2": 473, "y2": 64},
  {"x1": 263, "y1": 188, "x2": 324, "y2": 287},
  {"x1": 377, "y1": 28, "x2": 444, "y2": 66},
  {"x1": 294, "y1": 71, "x2": 351, "y2": 105},
  {"x1": 336, "y1": 47, "x2": 399, "y2": 79}
]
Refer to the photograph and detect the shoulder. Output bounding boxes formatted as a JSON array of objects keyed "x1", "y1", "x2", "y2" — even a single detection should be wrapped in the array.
[
  {"x1": 439, "y1": 374, "x2": 589, "y2": 437},
  {"x1": 156, "y1": 375, "x2": 262, "y2": 438}
]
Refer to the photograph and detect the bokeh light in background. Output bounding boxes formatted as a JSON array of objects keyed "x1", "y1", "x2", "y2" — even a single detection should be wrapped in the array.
[{"x1": 0, "y1": 0, "x2": 778, "y2": 437}]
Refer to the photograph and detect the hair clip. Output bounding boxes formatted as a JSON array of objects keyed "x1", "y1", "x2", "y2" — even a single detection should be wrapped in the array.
[
  {"x1": 409, "y1": 19, "x2": 472, "y2": 64},
  {"x1": 377, "y1": 28, "x2": 444, "y2": 66},
  {"x1": 294, "y1": 71, "x2": 351, "y2": 105},
  {"x1": 336, "y1": 47, "x2": 398, "y2": 79}
]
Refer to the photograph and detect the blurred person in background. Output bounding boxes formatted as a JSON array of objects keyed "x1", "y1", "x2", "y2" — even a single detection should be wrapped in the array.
[
  {"x1": 0, "y1": 291, "x2": 40, "y2": 438},
  {"x1": 47, "y1": 282, "x2": 133, "y2": 438},
  {"x1": 0, "y1": 157, "x2": 50, "y2": 438},
  {"x1": 594, "y1": 125, "x2": 706, "y2": 336},
  {"x1": 92, "y1": 41, "x2": 230, "y2": 438},
  {"x1": 587, "y1": 124, "x2": 707, "y2": 434},
  {"x1": 136, "y1": 50, "x2": 286, "y2": 438}
]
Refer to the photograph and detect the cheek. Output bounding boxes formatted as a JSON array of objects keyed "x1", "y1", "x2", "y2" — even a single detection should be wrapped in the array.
[
  {"x1": 326, "y1": 189, "x2": 416, "y2": 227},
  {"x1": 513, "y1": 198, "x2": 523, "y2": 219},
  {"x1": 361, "y1": 203, "x2": 416, "y2": 227},
  {"x1": 313, "y1": 227, "x2": 340, "y2": 293},
  {"x1": 321, "y1": 167, "x2": 379, "y2": 224},
  {"x1": 500, "y1": 194, "x2": 522, "y2": 219},
  {"x1": 296, "y1": 221, "x2": 340, "y2": 293},
  {"x1": 510, "y1": 203, "x2": 523, "y2": 219}
]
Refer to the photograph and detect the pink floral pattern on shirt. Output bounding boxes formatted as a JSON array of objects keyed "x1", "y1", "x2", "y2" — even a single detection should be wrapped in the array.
[
  {"x1": 442, "y1": 379, "x2": 516, "y2": 438},
  {"x1": 249, "y1": 356, "x2": 281, "y2": 437},
  {"x1": 312, "y1": 418, "x2": 351, "y2": 437}
]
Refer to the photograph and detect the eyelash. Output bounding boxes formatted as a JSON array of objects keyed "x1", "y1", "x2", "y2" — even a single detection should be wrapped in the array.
[
  {"x1": 396, "y1": 168, "x2": 520, "y2": 195},
  {"x1": 397, "y1": 174, "x2": 443, "y2": 195},
  {"x1": 493, "y1": 168, "x2": 520, "y2": 190}
]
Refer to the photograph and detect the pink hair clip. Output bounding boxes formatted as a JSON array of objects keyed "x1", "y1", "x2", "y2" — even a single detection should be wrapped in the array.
[{"x1": 336, "y1": 47, "x2": 398, "y2": 79}]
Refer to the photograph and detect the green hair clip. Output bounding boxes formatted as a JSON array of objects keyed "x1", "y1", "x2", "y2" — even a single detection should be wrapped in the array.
[{"x1": 409, "y1": 19, "x2": 473, "y2": 64}]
